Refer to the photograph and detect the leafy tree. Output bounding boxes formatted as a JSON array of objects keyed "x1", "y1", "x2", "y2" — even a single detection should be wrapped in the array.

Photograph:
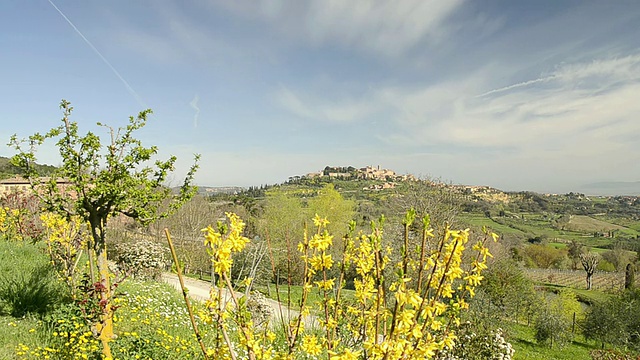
[
  {"x1": 480, "y1": 259, "x2": 537, "y2": 322},
  {"x1": 583, "y1": 288, "x2": 640, "y2": 350},
  {"x1": 567, "y1": 240, "x2": 585, "y2": 270},
  {"x1": 523, "y1": 244, "x2": 566, "y2": 269},
  {"x1": 601, "y1": 244, "x2": 633, "y2": 271},
  {"x1": 258, "y1": 188, "x2": 306, "y2": 284},
  {"x1": 534, "y1": 289, "x2": 582, "y2": 347},
  {"x1": 306, "y1": 183, "x2": 355, "y2": 239},
  {"x1": 9, "y1": 100, "x2": 199, "y2": 358}
]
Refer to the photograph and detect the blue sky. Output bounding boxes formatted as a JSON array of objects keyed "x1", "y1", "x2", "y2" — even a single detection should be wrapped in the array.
[{"x1": 1, "y1": 1, "x2": 640, "y2": 193}]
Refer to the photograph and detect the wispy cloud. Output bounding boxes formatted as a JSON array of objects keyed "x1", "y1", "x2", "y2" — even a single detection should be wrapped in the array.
[
  {"x1": 189, "y1": 94, "x2": 200, "y2": 128},
  {"x1": 274, "y1": 85, "x2": 378, "y2": 123},
  {"x1": 213, "y1": 0, "x2": 464, "y2": 57},
  {"x1": 272, "y1": 53, "x2": 640, "y2": 170},
  {"x1": 371, "y1": 53, "x2": 640, "y2": 182}
]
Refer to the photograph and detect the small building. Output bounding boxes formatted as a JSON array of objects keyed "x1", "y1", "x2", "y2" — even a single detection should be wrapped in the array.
[{"x1": 0, "y1": 176, "x2": 73, "y2": 198}]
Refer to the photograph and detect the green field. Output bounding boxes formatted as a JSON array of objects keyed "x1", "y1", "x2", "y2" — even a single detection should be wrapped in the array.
[
  {"x1": 459, "y1": 212, "x2": 639, "y2": 251},
  {"x1": 509, "y1": 322, "x2": 596, "y2": 360}
]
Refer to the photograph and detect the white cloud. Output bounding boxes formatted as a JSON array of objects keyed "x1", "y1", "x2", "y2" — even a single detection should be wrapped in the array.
[
  {"x1": 274, "y1": 85, "x2": 379, "y2": 123},
  {"x1": 212, "y1": 0, "x2": 464, "y2": 57},
  {"x1": 266, "y1": 54, "x2": 640, "y2": 190}
]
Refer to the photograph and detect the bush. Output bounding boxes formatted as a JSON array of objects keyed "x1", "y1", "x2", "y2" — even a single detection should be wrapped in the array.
[
  {"x1": 597, "y1": 259, "x2": 616, "y2": 272},
  {"x1": 583, "y1": 288, "x2": 640, "y2": 350},
  {"x1": 435, "y1": 322, "x2": 515, "y2": 360},
  {"x1": 112, "y1": 238, "x2": 168, "y2": 280}
]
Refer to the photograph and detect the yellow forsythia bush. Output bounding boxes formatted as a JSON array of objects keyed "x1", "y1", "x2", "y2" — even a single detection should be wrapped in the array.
[{"x1": 197, "y1": 210, "x2": 496, "y2": 360}]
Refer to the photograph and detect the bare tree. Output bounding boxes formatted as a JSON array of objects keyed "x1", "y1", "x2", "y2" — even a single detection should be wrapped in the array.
[
  {"x1": 580, "y1": 253, "x2": 600, "y2": 290},
  {"x1": 387, "y1": 178, "x2": 461, "y2": 231}
]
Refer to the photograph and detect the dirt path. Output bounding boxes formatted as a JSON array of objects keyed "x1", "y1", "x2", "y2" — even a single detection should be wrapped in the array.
[{"x1": 162, "y1": 273, "x2": 318, "y2": 328}]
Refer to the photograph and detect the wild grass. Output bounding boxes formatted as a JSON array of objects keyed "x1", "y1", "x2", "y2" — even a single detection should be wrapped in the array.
[
  {"x1": 508, "y1": 322, "x2": 596, "y2": 360},
  {"x1": 254, "y1": 283, "x2": 356, "y2": 309},
  {"x1": 0, "y1": 241, "x2": 68, "y2": 317},
  {"x1": 0, "y1": 241, "x2": 67, "y2": 359}
]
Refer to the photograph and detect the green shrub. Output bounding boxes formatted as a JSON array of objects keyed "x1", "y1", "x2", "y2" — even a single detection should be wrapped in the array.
[
  {"x1": 583, "y1": 288, "x2": 640, "y2": 350},
  {"x1": 597, "y1": 259, "x2": 616, "y2": 272}
]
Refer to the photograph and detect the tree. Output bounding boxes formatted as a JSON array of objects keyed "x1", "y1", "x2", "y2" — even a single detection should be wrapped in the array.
[
  {"x1": 580, "y1": 252, "x2": 600, "y2": 290},
  {"x1": 9, "y1": 100, "x2": 199, "y2": 358},
  {"x1": 583, "y1": 289, "x2": 640, "y2": 350},
  {"x1": 601, "y1": 244, "x2": 633, "y2": 271},
  {"x1": 258, "y1": 188, "x2": 306, "y2": 284},
  {"x1": 534, "y1": 289, "x2": 582, "y2": 347},
  {"x1": 523, "y1": 244, "x2": 566, "y2": 269},
  {"x1": 567, "y1": 240, "x2": 584, "y2": 270},
  {"x1": 387, "y1": 178, "x2": 460, "y2": 231},
  {"x1": 625, "y1": 263, "x2": 635, "y2": 290},
  {"x1": 480, "y1": 259, "x2": 537, "y2": 323},
  {"x1": 306, "y1": 183, "x2": 355, "y2": 239}
]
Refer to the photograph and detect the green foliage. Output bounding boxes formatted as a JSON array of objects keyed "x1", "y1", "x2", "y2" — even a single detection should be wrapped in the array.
[
  {"x1": 9, "y1": 100, "x2": 199, "y2": 358},
  {"x1": 480, "y1": 259, "x2": 538, "y2": 323},
  {"x1": 524, "y1": 245, "x2": 567, "y2": 269},
  {"x1": 534, "y1": 289, "x2": 582, "y2": 347},
  {"x1": 41, "y1": 302, "x2": 102, "y2": 359},
  {"x1": 582, "y1": 288, "x2": 640, "y2": 350},
  {"x1": 597, "y1": 259, "x2": 616, "y2": 272},
  {"x1": 508, "y1": 322, "x2": 595, "y2": 360},
  {"x1": 0, "y1": 265, "x2": 66, "y2": 317},
  {"x1": 306, "y1": 183, "x2": 355, "y2": 237},
  {"x1": 9, "y1": 100, "x2": 200, "y2": 228}
]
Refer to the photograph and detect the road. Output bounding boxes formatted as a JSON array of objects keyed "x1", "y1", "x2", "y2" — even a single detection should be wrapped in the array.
[{"x1": 162, "y1": 273, "x2": 318, "y2": 328}]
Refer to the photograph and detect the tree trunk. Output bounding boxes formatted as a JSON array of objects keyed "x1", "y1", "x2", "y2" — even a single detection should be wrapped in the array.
[
  {"x1": 91, "y1": 218, "x2": 114, "y2": 360},
  {"x1": 586, "y1": 273, "x2": 592, "y2": 290},
  {"x1": 96, "y1": 241, "x2": 113, "y2": 359}
]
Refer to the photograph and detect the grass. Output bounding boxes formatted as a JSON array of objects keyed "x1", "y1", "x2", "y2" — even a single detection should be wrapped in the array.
[
  {"x1": 0, "y1": 241, "x2": 67, "y2": 359},
  {"x1": 537, "y1": 283, "x2": 611, "y2": 305},
  {"x1": 565, "y1": 215, "x2": 638, "y2": 236},
  {"x1": 254, "y1": 283, "x2": 356, "y2": 310},
  {"x1": 0, "y1": 314, "x2": 46, "y2": 359},
  {"x1": 459, "y1": 213, "x2": 528, "y2": 236},
  {"x1": 508, "y1": 322, "x2": 596, "y2": 359}
]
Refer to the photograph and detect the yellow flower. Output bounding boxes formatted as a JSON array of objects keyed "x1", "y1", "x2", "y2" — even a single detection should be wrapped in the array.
[
  {"x1": 330, "y1": 348, "x2": 362, "y2": 360},
  {"x1": 301, "y1": 335, "x2": 322, "y2": 356},
  {"x1": 312, "y1": 214, "x2": 330, "y2": 228}
]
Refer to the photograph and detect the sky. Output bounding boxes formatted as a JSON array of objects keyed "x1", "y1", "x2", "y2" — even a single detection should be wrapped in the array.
[{"x1": 1, "y1": 1, "x2": 640, "y2": 194}]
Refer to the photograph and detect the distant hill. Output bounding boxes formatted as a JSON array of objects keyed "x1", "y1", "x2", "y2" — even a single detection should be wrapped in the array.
[
  {"x1": 197, "y1": 186, "x2": 245, "y2": 195},
  {"x1": 581, "y1": 181, "x2": 640, "y2": 196},
  {"x1": 0, "y1": 156, "x2": 57, "y2": 180}
]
